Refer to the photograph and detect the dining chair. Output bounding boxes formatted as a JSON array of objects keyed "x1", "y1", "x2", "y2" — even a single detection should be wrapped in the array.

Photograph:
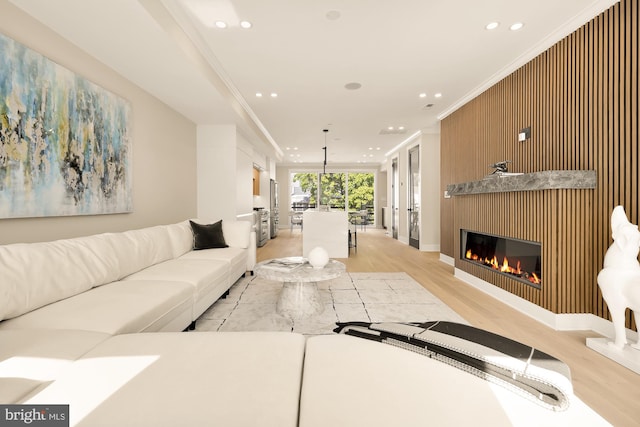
[{"x1": 290, "y1": 211, "x2": 303, "y2": 233}]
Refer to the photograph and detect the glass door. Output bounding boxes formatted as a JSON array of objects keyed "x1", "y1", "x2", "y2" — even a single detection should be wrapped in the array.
[
  {"x1": 347, "y1": 172, "x2": 374, "y2": 225},
  {"x1": 391, "y1": 158, "x2": 399, "y2": 239},
  {"x1": 408, "y1": 146, "x2": 420, "y2": 249}
]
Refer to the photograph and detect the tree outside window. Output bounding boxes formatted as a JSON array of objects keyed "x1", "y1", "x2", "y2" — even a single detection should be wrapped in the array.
[
  {"x1": 291, "y1": 171, "x2": 374, "y2": 222},
  {"x1": 320, "y1": 173, "x2": 345, "y2": 210},
  {"x1": 347, "y1": 173, "x2": 374, "y2": 211},
  {"x1": 292, "y1": 173, "x2": 317, "y2": 206}
]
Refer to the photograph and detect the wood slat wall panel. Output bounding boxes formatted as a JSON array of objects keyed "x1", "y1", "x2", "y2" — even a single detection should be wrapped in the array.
[{"x1": 441, "y1": 0, "x2": 638, "y2": 328}]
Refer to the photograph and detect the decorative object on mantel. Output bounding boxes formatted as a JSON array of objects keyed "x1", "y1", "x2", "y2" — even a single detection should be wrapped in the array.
[
  {"x1": 487, "y1": 160, "x2": 523, "y2": 178},
  {"x1": 446, "y1": 170, "x2": 596, "y2": 196},
  {"x1": 488, "y1": 160, "x2": 511, "y2": 174},
  {"x1": 596, "y1": 206, "x2": 640, "y2": 350},
  {"x1": 587, "y1": 206, "x2": 640, "y2": 374},
  {"x1": 308, "y1": 246, "x2": 330, "y2": 269},
  {"x1": 0, "y1": 33, "x2": 132, "y2": 218}
]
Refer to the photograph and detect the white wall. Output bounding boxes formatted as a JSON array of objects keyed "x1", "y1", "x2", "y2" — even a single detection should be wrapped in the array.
[
  {"x1": 197, "y1": 125, "x2": 238, "y2": 221},
  {"x1": 0, "y1": 2, "x2": 197, "y2": 244},
  {"x1": 197, "y1": 125, "x2": 271, "y2": 221},
  {"x1": 236, "y1": 133, "x2": 254, "y2": 216},
  {"x1": 420, "y1": 133, "x2": 441, "y2": 251}
]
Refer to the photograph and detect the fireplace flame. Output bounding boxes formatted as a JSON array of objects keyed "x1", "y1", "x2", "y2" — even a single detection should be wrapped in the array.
[
  {"x1": 465, "y1": 249, "x2": 480, "y2": 261},
  {"x1": 500, "y1": 257, "x2": 510, "y2": 272},
  {"x1": 490, "y1": 256, "x2": 498, "y2": 269},
  {"x1": 464, "y1": 250, "x2": 540, "y2": 285},
  {"x1": 499, "y1": 257, "x2": 522, "y2": 275}
]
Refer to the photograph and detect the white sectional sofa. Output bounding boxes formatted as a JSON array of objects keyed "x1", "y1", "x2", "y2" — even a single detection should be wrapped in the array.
[
  {"x1": 0, "y1": 219, "x2": 255, "y2": 334},
  {"x1": 0, "y1": 221, "x2": 611, "y2": 426}
]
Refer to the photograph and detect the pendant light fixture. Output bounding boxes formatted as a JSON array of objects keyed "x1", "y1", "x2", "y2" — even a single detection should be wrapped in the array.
[{"x1": 322, "y1": 129, "x2": 328, "y2": 174}]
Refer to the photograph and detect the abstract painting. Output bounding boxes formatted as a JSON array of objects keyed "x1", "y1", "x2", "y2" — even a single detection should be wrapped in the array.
[{"x1": 0, "y1": 32, "x2": 132, "y2": 218}]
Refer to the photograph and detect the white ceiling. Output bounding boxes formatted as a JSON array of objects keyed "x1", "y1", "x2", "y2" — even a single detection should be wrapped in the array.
[{"x1": 10, "y1": 0, "x2": 617, "y2": 166}]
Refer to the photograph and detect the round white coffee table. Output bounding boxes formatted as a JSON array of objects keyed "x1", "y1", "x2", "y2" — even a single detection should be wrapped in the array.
[{"x1": 255, "y1": 257, "x2": 346, "y2": 320}]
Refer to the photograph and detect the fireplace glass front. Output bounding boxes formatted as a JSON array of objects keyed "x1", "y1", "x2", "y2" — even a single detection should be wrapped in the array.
[{"x1": 461, "y1": 230, "x2": 542, "y2": 289}]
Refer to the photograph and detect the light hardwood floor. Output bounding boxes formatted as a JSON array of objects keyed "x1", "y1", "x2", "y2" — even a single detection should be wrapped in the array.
[{"x1": 258, "y1": 228, "x2": 640, "y2": 427}]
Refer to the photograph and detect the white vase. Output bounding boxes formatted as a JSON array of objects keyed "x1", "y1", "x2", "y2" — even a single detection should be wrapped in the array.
[{"x1": 308, "y1": 246, "x2": 329, "y2": 269}]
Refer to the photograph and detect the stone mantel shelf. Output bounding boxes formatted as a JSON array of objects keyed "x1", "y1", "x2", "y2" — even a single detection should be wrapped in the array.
[{"x1": 446, "y1": 170, "x2": 596, "y2": 196}]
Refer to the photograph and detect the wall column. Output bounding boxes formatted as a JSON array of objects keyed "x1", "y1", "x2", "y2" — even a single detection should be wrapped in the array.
[{"x1": 197, "y1": 125, "x2": 237, "y2": 221}]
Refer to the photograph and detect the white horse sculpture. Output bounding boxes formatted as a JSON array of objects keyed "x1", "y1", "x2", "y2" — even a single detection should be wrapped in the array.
[{"x1": 597, "y1": 206, "x2": 640, "y2": 350}]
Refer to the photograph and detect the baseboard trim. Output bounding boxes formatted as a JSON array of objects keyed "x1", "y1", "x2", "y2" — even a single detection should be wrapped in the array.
[
  {"x1": 420, "y1": 244, "x2": 440, "y2": 252},
  {"x1": 453, "y1": 268, "x2": 638, "y2": 341},
  {"x1": 439, "y1": 253, "x2": 454, "y2": 266}
]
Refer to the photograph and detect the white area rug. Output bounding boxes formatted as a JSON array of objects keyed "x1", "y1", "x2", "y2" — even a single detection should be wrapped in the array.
[{"x1": 195, "y1": 272, "x2": 467, "y2": 335}]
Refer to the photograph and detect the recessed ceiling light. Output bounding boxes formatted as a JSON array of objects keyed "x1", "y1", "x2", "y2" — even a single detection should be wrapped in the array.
[
  {"x1": 369, "y1": 147, "x2": 373, "y2": 150},
  {"x1": 344, "y1": 82, "x2": 362, "y2": 90},
  {"x1": 326, "y1": 10, "x2": 341, "y2": 20},
  {"x1": 510, "y1": 22, "x2": 524, "y2": 31},
  {"x1": 419, "y1": 93, "x2": 427, "y2": 98},
  {"x1": 293, "y1": 147, "x2": 298, "y2": 150},
  {"x1": 215, "y1": 21, "x2": 227, "y2": 29},
  {"x1": 240, "y1": 20, "x2": 252, "y2": 29},
  {"x1": 285, "y1": 147, "x2": 291, "y2": 150},
  {"x1": 398, "y1": 126, "x2": 405, "y2": 130},
  {"x1": 388, "y1": 126, "x2": 394, "y2": 130},
  {"x1": 270, "y1": 92, "x2": 278, "y2": 98},
  {"x1": 376, "y1": 147, "x2": 381, "y2": 150},
  {"x1": 255, "y1": 92, "x2": 263, "y2": 97},
  {"x1": 485, "y1": 22, "x2": 499, "y2": 30},
  {"x1": 434, "y1": 93, "x2": 442, "y2": 98}
]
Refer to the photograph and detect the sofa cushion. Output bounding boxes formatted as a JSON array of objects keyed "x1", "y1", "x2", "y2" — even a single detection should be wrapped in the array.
[
  {"x1": 105, "y1": 225, "x2": 176, "y2": 279},
  {"x1": 0, "y1": 329, "x2": 109, "y2": 403},
  {"x1": 165, "y1": 221, "x2": 194, "y2": 258},
  {"x1": 299, "y1": 335, "x2": 610, "y2": 427},
  {"x1": 0, "y1": 280, "x2": 194, "y2": 335},
  {"x1": 179, "y1": 247, "x2": 247, "y2": 275},
  {"x1": 334, "y1": 321, "x2": 573, "y2": 410},
  {"x1": 190, "y1": 220, "x2": 228, "y2": 250},
  {"x1": 0, "y1": 235, "x2": 121, "y2": 321},
  {"x1": 123, "y1": 258, "x2": 228, "y2": 297},
  {"x1": 222, "y1": 219, "x2": 251, "y2": 249},
  {"x1": 25, "y1": 332, "x2": 306, "y2": 427}
]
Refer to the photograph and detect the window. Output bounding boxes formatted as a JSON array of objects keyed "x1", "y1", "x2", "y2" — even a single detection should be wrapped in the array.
[
  {"x1": 291, "y1": 171, "x2": 375, "y2": 222},
  {"x1": 320, "y1": 173, "x2": 345, "y2": 210}
]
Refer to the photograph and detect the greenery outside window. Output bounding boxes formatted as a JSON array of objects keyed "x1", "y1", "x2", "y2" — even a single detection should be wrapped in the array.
[{"x1": 291, "y1": 171, "x2": 375, "y2": 222}]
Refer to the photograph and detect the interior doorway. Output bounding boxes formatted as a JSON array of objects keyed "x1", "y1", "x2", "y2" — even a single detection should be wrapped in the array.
[
  {"x1": 391, "y1": 157, "x2": 399, "y2": 239},
  {"x1": 408, "y1": 146, "x2": 420, "y2": 249}
]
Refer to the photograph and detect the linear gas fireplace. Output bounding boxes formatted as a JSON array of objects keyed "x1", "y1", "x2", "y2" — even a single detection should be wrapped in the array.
[{"x1": 461, "y1": 230, "x2": 542, "y2": 289}]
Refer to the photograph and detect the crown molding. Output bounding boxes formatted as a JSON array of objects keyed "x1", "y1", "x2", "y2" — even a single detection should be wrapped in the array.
[{"x1": 142, "y1": 0, "x2": 283, "y2": 160}]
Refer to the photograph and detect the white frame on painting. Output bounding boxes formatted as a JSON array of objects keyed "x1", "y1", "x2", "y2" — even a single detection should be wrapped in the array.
[{"x1": 0, "y1": 32, "x2": 132, "y2": 218}]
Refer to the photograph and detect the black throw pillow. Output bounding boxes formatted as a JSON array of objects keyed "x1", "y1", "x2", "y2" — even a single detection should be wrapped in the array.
[{"x1": 190, "y1": 220, "x2": 228, "y2": 250}]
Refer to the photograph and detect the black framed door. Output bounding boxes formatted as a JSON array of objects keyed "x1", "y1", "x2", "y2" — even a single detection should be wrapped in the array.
[
  {"x1": 391, "y1": 157, "x2": 399, "y2": 239},
  {"x1": 408, "y1": 146, "x2": 420, "y2": 249}
]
